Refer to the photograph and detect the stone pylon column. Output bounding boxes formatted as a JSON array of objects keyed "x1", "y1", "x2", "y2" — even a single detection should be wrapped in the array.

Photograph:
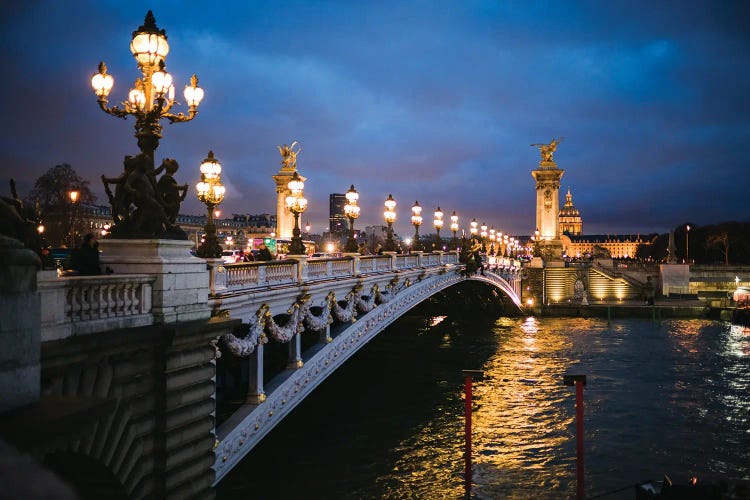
[
  {"x1": 272, "y1": 144, "x2": 306, "y2": 240},
  {"x1": 531, "y1": 140, "x2": 565, "y2": 258}
]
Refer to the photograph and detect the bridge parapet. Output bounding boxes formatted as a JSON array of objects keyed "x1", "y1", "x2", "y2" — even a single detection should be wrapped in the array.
[
  {"x1": 38, "y1": 271, "x2": 156, "y2": 341},
  {"x1": 210, "y1": 251, "x2": 461, "y2": 296}
]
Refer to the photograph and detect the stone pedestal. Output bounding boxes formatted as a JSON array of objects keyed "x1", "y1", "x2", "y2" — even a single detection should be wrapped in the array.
[
  {"x1": 660, "y1": 263, "x2": 690, "y2": 297},
  {"x1": 286, "y1": 254, "x2": 308, "y2": 282},
  {"x1": 99, "y1": 239, "x2": 210, "y2": 324},
  {"x1": 0, "y1": 236, "x2": 40, "y2": 413}
]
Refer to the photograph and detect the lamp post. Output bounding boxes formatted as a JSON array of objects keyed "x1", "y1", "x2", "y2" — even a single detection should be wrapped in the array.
[
  {"x1": 195, "y1": 151, "x2": 225, "y2": 258},
  {"x1": 450, "y1": 211, "x2": 459, "y2": 249},
  {"x1": 489, "y1": 227, "x2": 496, "y2": 256},
  {"x1": 411, "y1": 201, "x2": 423, "y2": 251},
  {"x1": 285, "y1": 171, "x2": 308, "y2": 255},
  {"x1": 91, "y1": 11, "x2": 204, "y2": 168},
  {"x1": 344, "y1": 185, "x2": 360, "y2": 253},
  {"x1": 533, "y1": 229, "x2": 541, "y2": 257},
  {"x1": 305, "y1": 221, "x2": 311, "y2": 235},
  {"x1": 469, "y1": 218, "x2": 478, "y2": 241},
  {"x1": 433, "y1": 206, "x2": 443, "y2": 250},
  {"x1": 480, "y1": 222, "x2": 488, "y2": 254},
  {"x1": 383, "y1": 194, "x2": 397, "y2": 252},
  {"x1": 69, "y1": 190, "x2": 80, "y2": 248},
  {"x1": 686, "y1": 224, "x2": 691, "y2": 263}
]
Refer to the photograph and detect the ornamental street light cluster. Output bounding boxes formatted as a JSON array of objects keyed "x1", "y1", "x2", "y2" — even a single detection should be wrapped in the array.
[
  {"x1": 411, "y1": 201, "x2": 423, "y2": 251},
  {"x1": 285, "y1": 171, "x2": 308, "y2": 255},
  {"x1": 383, "y1": 194, "x2": 397, "y2": 252},
  {"x1": 196, "y1": 151, "x2": 226, "y2": 258},
  {"x1": 433, "y1": 207, "x2": 443, "y2": 250},
  {"x1": 344, "y1": 185, "x2": 360, "y2": 253},
  {"x1": 450, "y1": 211, "x2": 459, "y2": 247},
  {"x1": 91, "y1": 11, "x2": 204, "y2": 166}
]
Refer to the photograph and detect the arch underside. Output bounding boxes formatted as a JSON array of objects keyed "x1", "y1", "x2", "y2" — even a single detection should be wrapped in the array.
[{"x1": 214, "y1": 269, "x2": 521, "y2": 483}]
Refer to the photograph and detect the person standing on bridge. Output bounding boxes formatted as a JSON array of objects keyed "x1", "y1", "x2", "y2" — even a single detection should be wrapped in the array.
[{"x1": 258, "y1": 243, "x2": 274, "y2": 261}]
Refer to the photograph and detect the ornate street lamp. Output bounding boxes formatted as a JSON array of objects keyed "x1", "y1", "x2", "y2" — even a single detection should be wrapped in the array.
[
  {"x1": 195, "y1": 151, "x2": 225, "y2": 258},
  {"x1": 433, "y1": 206, "x2": 443, "y2": 250},
  {"x1": 285, "y1": 171, "x2": 308, "y2": 255},
  {"x1": 489, "y1": 227, "x2": 496, "y2": 256},
  {"x1": 305, "y1": 221, "x2": 311, "y2": 234},
  {"x1": 532, "y1": 228, "x2": 541, "y2": 257},
  {"x1": 383, "y1": 194, "x2": 397, "y2": 252},
  {"x1": 91, "y1": 11, "x2": 204, "y2": 166},
  {"x1": 480, "y1": 222, "x2": 488, "y2": 253},
  {"x1": 344, "y1": 185, "x2": 360, "y2": 253},
  {"x1": 470, "y1": 218, "x2": 478, "y2": 240},
  {"x1": 411, "y1": 201, "x2": 423, "y2": 251},
  {"x1": 450, "y1": 211, "x2": 459, "y2": 249},
  {"x1": 68, "y1": 190, "x2": 80, "y2": 247}
]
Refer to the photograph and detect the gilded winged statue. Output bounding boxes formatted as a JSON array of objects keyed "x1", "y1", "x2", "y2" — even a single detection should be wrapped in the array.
[
  {"x1": 277, "y1": 141, "x2": 301, "y2": 169},
  {"x1": 531, "y1": 137, "x2": 563, "y2": 163}
]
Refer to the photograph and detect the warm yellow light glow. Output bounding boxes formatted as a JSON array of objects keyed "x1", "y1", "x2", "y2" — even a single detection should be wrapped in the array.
[
  {"x1": 434, "y1": 206, "x2": 443, "y2": 229},
  {"x1": 184, "y1": 75, "x2": 204, "y2": 106},
  {"x1": 69, "y1": 190, "x2": 80, "y2": 203},
  {"x1": 130, "y1": 13, "x2": 170, "y2": 68},
  {"x1": 344, "y1": 185, "x2": 360, "y2": 219},
  {"x1": 470, "y1": 218, "x2": 478, "y2": 235},
  {"x1": 37, "y1": 224, "x2": 45, "y2": 234},
  {"x1": 200, "y1": 151, "x2": 222, "y2": 179},
  {"x1": 91, "y1": 62, "x2": 115, "y2": 97},
  {"x1": 526, "y1": 298, "x2": 534, "y2": 305},
  {"x1": 326, "y1": 242, "x2": 335, "y2": 252},
  {"x1": 384, "y1": 194, "x2": 397, "y2": 223},
  {"x1": 411, "y1": 201, "x2": 422, "y2": 226},
  {"x1": 151, "y1": 69, "x2": 173, "y2": 94}
]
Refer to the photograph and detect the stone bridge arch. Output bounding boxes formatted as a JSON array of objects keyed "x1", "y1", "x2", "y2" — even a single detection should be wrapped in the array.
[{"x1": 213, "y1": 266, "x2": 522, "y2": 482}]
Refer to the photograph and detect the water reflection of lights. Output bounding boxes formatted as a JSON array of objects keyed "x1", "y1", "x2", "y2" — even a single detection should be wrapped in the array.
[
  {"x1": 429, "y1": 315, "x2": 447, "y2": 327},
  {"x1": 726, "y1": 324, "x2": 749, "y2": 357},
  {"x1": 471, "y1": 317, "x2": 576, "y2": 498}
]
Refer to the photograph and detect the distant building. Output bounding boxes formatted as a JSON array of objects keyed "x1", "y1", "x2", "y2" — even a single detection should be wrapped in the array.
[
  {"x1": 561, "y1": 234, "x2": 647, "y2": 259},
  {"x1": 558, "y1": 188, "x2": 582, "y2": 235},
  {"x1": 555, "y1": 188, "x2": 648, "y2": 258},
  {"x1": 329, "y1": 193, "x2": 347, "y2": 235}
]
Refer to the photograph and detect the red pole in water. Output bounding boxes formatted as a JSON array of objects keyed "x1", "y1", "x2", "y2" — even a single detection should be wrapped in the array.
[
  {"x1": 462, "y1": 369, "x2": 483, "y2": 498},
  {"x1": 564, "y1": 374, "x2": 587, "y2": 500}
]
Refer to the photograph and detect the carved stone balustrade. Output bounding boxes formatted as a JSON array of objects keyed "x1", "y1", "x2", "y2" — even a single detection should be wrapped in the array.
[{"x1": 39, "y1": 271, "x2": 156, "y2": 341}]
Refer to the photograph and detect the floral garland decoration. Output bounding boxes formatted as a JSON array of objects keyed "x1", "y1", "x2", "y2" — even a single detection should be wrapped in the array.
[
  {"x1": 301, "y1": 291, "x2": 335, "y2": 331},
  {"x1": 266, "y1": 302, "x2": 304, "y2": 342},
  {"x1": 222, "y1": 304, "x2": 270, "y2": 356},
  {"x1": 356, "y1": 284, "x2": 378, "y2": 313},
  {"x1": 332, "y1": 285, "x2": 362, "y2": 323}
]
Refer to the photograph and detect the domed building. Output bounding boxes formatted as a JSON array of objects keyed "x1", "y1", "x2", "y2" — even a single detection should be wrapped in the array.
[
  {"x1": 557, "y1": 188, "x2": 647, "y2": 259},
  {"x1": 558, "y1": 188, "x2": 582, "y2": 235}
]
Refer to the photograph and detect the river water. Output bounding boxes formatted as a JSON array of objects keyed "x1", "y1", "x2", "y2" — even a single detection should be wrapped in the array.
[{"x1": 218, "y1": 313, "x2": 750, "y2": 499}]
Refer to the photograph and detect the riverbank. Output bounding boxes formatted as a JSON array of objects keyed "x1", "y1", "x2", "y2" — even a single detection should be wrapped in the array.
[{"x1": 539, "y1": 298, "x2": 740, "y2": 322}]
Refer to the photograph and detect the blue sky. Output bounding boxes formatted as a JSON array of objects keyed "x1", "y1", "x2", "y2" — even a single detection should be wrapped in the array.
[{"x1": 2, "y1": 1, "x2": 749, "y2": 236}]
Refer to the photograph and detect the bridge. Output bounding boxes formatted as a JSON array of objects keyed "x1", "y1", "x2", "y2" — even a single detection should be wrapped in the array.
[
  {"x1": 1, "y1": 242, "x2": 522, "y2": 497},
  {"x1": 206, "y1": 251, "x2": 523, "y2": 482}
]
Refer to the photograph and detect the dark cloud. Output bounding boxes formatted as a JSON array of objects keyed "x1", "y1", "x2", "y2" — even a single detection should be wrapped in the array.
[{"x1": 1, "y1": 0, "x2": 748, "y2": 236}]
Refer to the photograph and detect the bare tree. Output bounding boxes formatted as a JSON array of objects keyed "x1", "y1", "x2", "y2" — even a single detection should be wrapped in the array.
[
  {"x1": 706, "y1": 230, "x2": 730, "y2": 265},
  {"x1": 26, "y1": 164, "x2": 96, "y2": 247}
]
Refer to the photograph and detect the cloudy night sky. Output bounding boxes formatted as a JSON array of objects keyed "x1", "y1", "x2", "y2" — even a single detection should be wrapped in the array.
[{"x1": 2, "y1": 1, "x2": 749, "y2": 236}]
